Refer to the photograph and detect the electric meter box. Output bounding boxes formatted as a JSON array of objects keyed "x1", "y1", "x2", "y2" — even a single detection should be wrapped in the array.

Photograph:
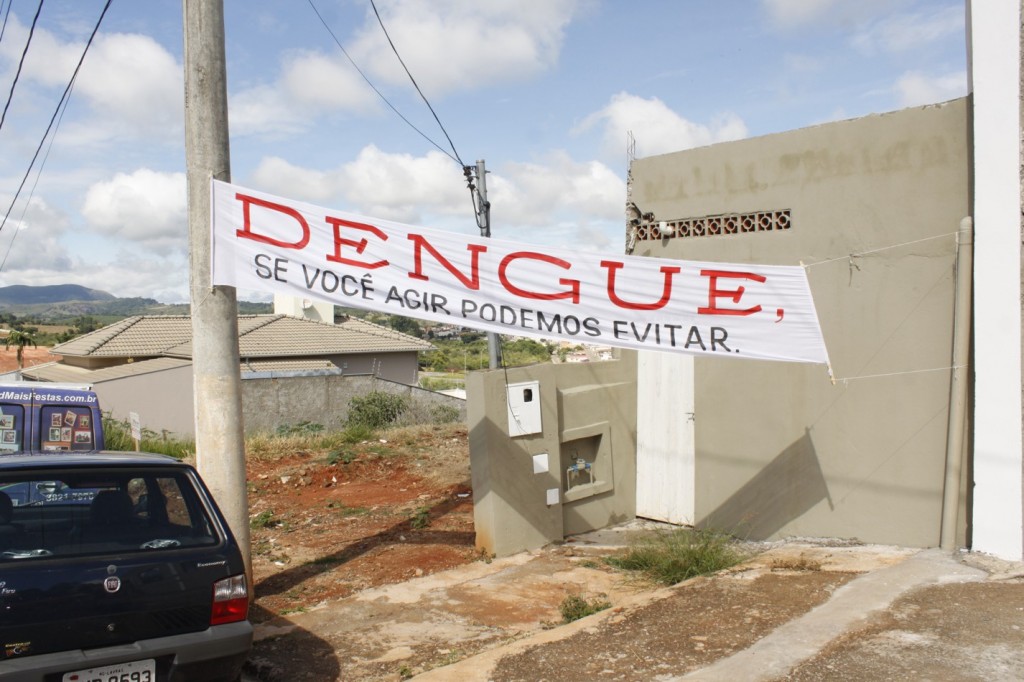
[{"x1": 506, "y1": 381, "x2": 542, "y2": 437}]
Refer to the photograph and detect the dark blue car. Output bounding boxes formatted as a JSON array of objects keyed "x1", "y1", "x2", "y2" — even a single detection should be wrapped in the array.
[{"x1": 0, "y1": 453, "x2": 251, "y2": 681}]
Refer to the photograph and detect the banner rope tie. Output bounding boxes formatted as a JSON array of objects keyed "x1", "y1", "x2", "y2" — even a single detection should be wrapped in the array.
[
  {"x1": 832, "y1": 364, "x2": 964, "y2": 385},
  {"x1": 802, "y1": 232, "x2": 957, "y2": 269}
]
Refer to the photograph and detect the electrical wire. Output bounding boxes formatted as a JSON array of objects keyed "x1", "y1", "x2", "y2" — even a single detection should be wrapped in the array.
[
  {"x1": 0, "y1": 0, "x2": 44, "y2": 133},
  {"x1": 0, "y1": 81, "x2": 70, "y2": 272},
  {"x1": 0, "y1": 0, "x2": 14, "y2": 46},
  {"x1": 307, "y1": 0, "x2": 483, "y2": 235},
  {"x1": 367, "y1": 0, "x2": 464, "y2": 167},
  {"x1": 0, "y1": 0, "x2": 112, "y2": 241},
  {"x1": 305, "y1": 0, "x2": 461, "y2": 166}
]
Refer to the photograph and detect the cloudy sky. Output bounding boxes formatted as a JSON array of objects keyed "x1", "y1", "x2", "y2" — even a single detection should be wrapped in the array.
[{"x1": 0, "y1": 0, "x2": 967, "y2": 303}]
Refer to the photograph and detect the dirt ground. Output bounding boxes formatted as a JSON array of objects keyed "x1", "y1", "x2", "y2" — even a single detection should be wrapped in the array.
[
  {"x1": 241, "y1": 425, "x2": 1024, "y2": 682},
  {"x1": 246, "y1": 424, "x2": 478, "y2": 624},
  {"x1": 0, "y1": 346, "x2": 58, "y2": 373}
]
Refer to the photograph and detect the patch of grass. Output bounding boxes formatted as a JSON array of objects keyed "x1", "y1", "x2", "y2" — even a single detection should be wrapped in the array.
[
  {"x1": 430, "y1": 403, "x2": 461, "y2": 424},
  {"x1": 102, "y1": 413, "x2": 195, "y2": 459},
  {"x1": 398, "y1": 665, "x2": 414, "y2": 680},
  {"x1": 250, "y1": 510, "x2": 278, "y2": 529},
  {"x1": 347, "y1": 391, "x2": 408, "y2": 430},
  {"x1": 605, "y1": 527, "x2": 742, "y2": 585},
  {"x1": 326, "y1": 502, "x2": 370, "y2": 517},
  {"x1": 325, "y1": 449, "x2": 357, "y2": 465},
  {"x1": 559, "y1": 593, "x2": 611, "y2": 623},
  {"x1": 275, "y1": 420, "x2": 324, "y2": 436},
  {"x1": 409, "y1": 506, "x2": 430, "y2": 529},
  {"x1": 339, "y1": 423, "x2": 376, "y2": 443},
  {"x1": 770, "y1": 556, "x2": 822, "y2": 571}
]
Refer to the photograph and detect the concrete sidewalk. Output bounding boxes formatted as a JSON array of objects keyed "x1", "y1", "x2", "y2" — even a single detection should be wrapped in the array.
[
  {"x1": 412, "y1": 543, "x2": 1023, "y2": 681},
  {"x1": 247, "y1": 528, "x2": 1024, "y2": 681}
]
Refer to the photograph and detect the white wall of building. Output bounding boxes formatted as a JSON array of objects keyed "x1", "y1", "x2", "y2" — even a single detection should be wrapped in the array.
[{"x1": 969, "y1": 0, "x2": 1024, "y2": 560}]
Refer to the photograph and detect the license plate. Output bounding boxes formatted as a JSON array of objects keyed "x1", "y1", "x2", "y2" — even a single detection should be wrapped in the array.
[{"x1": 62, "y1": 658, "x2": 156, "y2": 682}]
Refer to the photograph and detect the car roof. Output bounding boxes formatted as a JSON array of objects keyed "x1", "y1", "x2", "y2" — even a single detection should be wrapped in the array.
[{"x1": 0, "y1": 451, "x2": 187, "y2": 469}]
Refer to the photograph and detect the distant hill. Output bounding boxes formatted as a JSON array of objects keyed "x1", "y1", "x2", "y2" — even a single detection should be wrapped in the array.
[
  {"x1": 0, "y1": 284, "x2": 271, "y2": 320},
  {"x1": 0, "y1": 284, "x2": 117, "y2": 305}
]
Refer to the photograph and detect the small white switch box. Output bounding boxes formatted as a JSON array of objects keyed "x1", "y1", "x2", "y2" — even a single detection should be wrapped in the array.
[
  {"x1": 532, "y1": 453, "x2": 549, "y2": 474},
  {"x1": 546, "y1": 488, "x2": 560, "y2": 506}
]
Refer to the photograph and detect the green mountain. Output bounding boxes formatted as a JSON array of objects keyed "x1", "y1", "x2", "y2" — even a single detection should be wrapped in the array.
[
  {"x1": 0, "y1": 284, "x2": 271, "y2": 320},
  {"x1": 0, "y1": 284, "x2": 117, "y2": 305}
]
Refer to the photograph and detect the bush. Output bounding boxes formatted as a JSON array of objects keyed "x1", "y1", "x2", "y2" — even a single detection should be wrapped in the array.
[
  {"x1": 102, "y1": 414, "x2": 195, "y2": 460},
  {"x1": 605, "y1": 528, "x2": 742, "y2": 585},
  {"x1": 559, "y1": 594, "x2": 610, "y2": 623},
  {"x1": 275, "y1": 421, "x2": 324, "y2": 436},
  {"x1": 430, "y1": 404, "x2": 461, "y2": 424},
  {"x1": 347, "y1": 392, "x2": 408, "y2": 429},
  {"x1": 340, "y1": 423, "x2": 376, "y2": 443}
]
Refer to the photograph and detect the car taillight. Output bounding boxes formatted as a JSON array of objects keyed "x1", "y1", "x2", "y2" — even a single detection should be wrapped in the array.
[{"x1": 211, "y1": 574, "x2": 249, "y2": 625}]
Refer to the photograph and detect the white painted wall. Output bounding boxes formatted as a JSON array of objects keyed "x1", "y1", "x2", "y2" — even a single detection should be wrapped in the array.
[
  {"x1": 636, "y1": 351, "x2": 695, "y2": 524},
  {"x1": 969, "y1": 0, "x2": 1024, "y2": 560},
  {"x1": 273, "y1": 293, "x2": 334, "y2": 323}
]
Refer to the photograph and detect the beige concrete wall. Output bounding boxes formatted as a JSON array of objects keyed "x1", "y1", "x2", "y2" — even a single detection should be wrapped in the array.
[
  {"x1": 469, "y1": 354, "x2": 637, "y2": 557},
  {"x1": 95, "y1": 364, "x2": 196, "y2": 437},
  {"x1": 94, "y1": 367, "x2": 463, "y2": 439},
  {"x1": 630, "y1": 100, "x2": 969, "y2": 547},
  {"x1": 241, "y1": 374, "x2": 465, "y2": 434}
]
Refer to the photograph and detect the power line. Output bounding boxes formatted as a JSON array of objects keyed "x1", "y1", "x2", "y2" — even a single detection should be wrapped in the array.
[
  {"x1": 365, "y1": 0, "x2": 487, "y2": 237},
  {"x1": 0, "y1": 82, "x2": 70, "y2": 272},
  {"x1": 0, "y1": 0, "x2": 14, "y2": 46},
  {"x1": 0, "y1": 0, "x2": 112, "y2": 241},
  {"x1": 0, "y1": 0, "x2": 45, "y2": 133},
  {"x1": 305, "y1": 0, "x2": 461, "y2": 165},
  {"x1": 367, "y1": 0, "x2": 463, "y2": 167}
]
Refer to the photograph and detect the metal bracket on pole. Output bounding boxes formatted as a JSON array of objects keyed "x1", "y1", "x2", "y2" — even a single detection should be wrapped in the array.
[{"x1": 465, "y1": 160, "x2": 499, "y2": 368}]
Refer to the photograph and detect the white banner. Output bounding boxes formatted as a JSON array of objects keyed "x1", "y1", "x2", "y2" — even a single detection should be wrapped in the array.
[{"x1": 211, "y1": 180, "x2": 830, "y2": 365}]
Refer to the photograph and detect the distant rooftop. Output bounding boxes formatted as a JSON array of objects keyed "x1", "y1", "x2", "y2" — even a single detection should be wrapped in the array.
[{"x1": 51, "y1": 314, "x2": 433, "y2": 359}]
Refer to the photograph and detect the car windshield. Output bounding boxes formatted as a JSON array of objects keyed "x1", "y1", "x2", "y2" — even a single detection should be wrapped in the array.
[{"x1": 0, "y1": 466, "x2": 220, "y2": 561}]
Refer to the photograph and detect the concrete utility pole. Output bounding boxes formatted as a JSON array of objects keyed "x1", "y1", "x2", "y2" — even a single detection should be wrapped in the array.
[
  {"x1": 471, "y1": 160, "x2": 501, "y2": 369},
  {"x1": 182, "y1": 0, "x2": 250, "y2": 580}
]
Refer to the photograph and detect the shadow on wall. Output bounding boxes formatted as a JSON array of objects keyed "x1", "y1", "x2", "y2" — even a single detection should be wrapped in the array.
[{"x1": 700, "y1": 429, "x2": 832, "y2": 540}]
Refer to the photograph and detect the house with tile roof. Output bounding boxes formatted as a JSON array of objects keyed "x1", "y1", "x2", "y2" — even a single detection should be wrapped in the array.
[{"x1": 21, "y1": 314, "x2": 441, "y2": 437}]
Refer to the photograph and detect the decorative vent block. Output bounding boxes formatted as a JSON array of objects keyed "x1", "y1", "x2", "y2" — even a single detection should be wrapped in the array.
[{"x1": 636, "y1": 209, "x2": 791, "y2": 241}]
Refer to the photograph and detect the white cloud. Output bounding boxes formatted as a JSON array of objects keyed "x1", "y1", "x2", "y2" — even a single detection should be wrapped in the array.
[
  {"x1": 2, "y1": 254, "x2": 190, "y2": 302},
  {"x1": 230, "y1": 0, "x2": 583, "y2": 137},
  {"x1": 762, "y1": 0, "x2": 912, "y2": 30},
  {"x1": 248, "y1": 146, "x2": 626, "y2": 249},
  {"x1": 762, "y1": 0, "x2": 838, "y2": 27},
  {"x1": 81, "y1": 170, "x2": 187, "y2": 252},
  {"x1": 853, "y1": 5, "x2": 964, "y2": 54},
  {"x1": 249, "y1": 146, "x2": 468, "y2": 224},
  {"x1": 497, "y1": 152, "x2": 624, "y2": 227},
  {"x1": 0, "y1": 197, "x2": 73, "y2": 272},
  {"x1": 230, "y1": 52, "x2": 379, "y2": 137},
  {"x1": 895, "y1": 70, "x2": 967, "y2": 107},
  {"x1": 0, "y1": 15, "x2": 184, "y2": 145},
  {"x1": 349, "y1": 0, "x2": 582, "y2": 96},
  {"x1": 575, "y1": 93, "x2": 748, "y2": 160}
]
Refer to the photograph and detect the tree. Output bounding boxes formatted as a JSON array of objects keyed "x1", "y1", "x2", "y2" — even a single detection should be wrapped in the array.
[
  {"x1": 4, "y1": 329, "x2": 37, "y2": 374},
  {"x1": 389, "y1": 316, "x2": 424, "y2": 338}
]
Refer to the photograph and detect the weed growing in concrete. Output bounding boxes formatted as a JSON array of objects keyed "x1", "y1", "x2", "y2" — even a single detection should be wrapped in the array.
[
  {"x1": 605, "y1": 527, "x2": 742, "y2": 585},
  {"x1": 559, "y1": 593, "x2": 611, "y2": 623}
]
